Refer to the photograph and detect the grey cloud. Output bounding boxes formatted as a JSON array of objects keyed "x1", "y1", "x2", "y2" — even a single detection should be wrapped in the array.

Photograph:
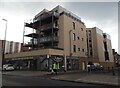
[
  {"x1": 1, "y1": 2, "x2": 65, "y2": 18},
  {"x1": 2, "y1": 2, "x2": 117, "y2": 21},
  {"x1": 63, "y1": 2, "x2": 118, "y2": 21}
]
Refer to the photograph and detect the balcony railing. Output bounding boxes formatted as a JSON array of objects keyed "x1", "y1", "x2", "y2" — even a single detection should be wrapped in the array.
[
  {"x1": 25, "y1": 39, "x2": 37, "y2": 45},
  {"x1": 40, "y1": 23, "x2": 58, "y2": 32},
  {"x1": 25, "y1": 12, "x2": 59, "y2": 29},
  {"x1": 35, "y1": 12, "x2": 59, "y2": 22},
  {"x1": 40, "y1": 36, "x2": 58, "y2": 43}
]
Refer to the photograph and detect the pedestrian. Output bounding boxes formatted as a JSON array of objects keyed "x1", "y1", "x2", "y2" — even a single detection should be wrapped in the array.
[
  {"x1": 62, "y1": 65, "x2": 66, "y2": 72},
  {"x1": 51, "y1": 68, "x2": 54, "y2": 75},
  {"x1": 108, "y1": 67, "x2": 110, "y2": 73},
  {"x1": 112, "y1": 67, "x2": 115, "y2": 76},
  {"x1": 52, "y1": 63, "x2": 57, "y2": 75},
  {"x1": 87, "y1": 64, "x2": 90, "y2": 73}
]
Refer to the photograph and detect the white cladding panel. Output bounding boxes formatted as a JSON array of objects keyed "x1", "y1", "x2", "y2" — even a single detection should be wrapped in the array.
[
  {"x1": 18, "y1": 43, "x2": 21, "y2": 52},
  {"x1": 5, "y1": 41, "x2": 9, "y2": 53},
  {"x1": 106, "y1": 33, "x2": 111, "y2": 40},
  {"x1": 12, "y1": 42, "x2": 15, "y2": 53},
  {"x1": 96, "y1": 27, "x2": 103, "y2": 35}
]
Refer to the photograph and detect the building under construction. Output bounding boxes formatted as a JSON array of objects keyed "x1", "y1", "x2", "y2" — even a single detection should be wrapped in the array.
[
  {"x1": 24, "y1": 9, "x2": 60, "y2": 50},
  {"x1": 0, "y1": 5, "x2": 115, "y2": 71}
]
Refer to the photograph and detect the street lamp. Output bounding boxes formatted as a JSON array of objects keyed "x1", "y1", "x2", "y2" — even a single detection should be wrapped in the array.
[{"x1": 2, "y1": 18, "x2": 7, "y2": 71}]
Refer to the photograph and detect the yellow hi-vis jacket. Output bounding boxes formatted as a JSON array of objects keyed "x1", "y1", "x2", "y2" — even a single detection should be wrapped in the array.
[{"x1": 53, "y1": 63, "x2": 57, "y2": 69}]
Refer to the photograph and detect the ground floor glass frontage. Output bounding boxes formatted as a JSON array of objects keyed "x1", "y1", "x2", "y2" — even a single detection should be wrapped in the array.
[{"x1": 4, "y1": 55, "x2": 79, "y2": 71}]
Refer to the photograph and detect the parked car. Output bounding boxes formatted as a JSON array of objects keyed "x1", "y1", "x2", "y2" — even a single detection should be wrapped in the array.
[
  {"x1": 93, "y1": 63, "x2": 103, "y2": 71},
  {"x1": 87, "y1": 63, "x2": 103, "y2": 71},
  {"x1": 3, "y1": 64, "x2": 14, "y2": 71}
]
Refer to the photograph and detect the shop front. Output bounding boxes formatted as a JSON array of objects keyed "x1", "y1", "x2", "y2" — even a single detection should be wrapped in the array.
[
  {"x1": 2, "y1": 49, "x2": 81, "y2": 71},
  {"x1": 4, "y1": 55, "x2": 64, "y2": 71},
  {"x1": 66, "y1": 56, "x2": 79, "y2": 71}
]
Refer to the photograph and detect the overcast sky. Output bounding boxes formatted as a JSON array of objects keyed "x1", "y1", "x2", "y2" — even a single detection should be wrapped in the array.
[{"x1": 0, "y1": 1, "x2": 118, "y2": 53}]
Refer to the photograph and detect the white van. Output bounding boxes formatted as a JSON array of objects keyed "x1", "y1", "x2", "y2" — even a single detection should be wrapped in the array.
[{"x1": 3, "y1": 64, "x2": 14, "y2": 71}]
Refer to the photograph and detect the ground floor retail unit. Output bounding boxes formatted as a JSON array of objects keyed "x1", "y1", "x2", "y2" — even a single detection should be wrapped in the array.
[
  {"x1": 4, "y1": 55, "x2": 79, "y2": 71},
  {"x1": 0, "y1": 49, "x2": 115, "y2": 71}
]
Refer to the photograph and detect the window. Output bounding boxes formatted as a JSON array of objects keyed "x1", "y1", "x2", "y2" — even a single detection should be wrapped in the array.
[
  {"x1": 89, "y1": 33, "x2": 91, "y2": 36},
  {"x1": 55, "y1": 32, "x2": 58, "y2": 36},
  {"x1": 89, "y1": 37, "x2": 92, "y2": 40},
  {"x1": 72, "y1": 22, "x2": 75, "y2": 29},
  {"x1": 89, "y1": 44, "x2": 92, "y2": 48},
  {"x1": 55, "y1": 21, "x2": 58, "y2": 27},
  {"x1": 89, "y1": 40, "x2": 92, "y2": 42},
  {"x1": 78, "y1": 48, "x2": 80, "y2": 51},
  {"x1": 55, "y1": 10, "x2": 58, "y2": 13},
  {"x1": 81, "y1": 28, "x2": 83, "y2": 31},
  {"x1": 73, "y1": 45, "x2": 76, "y2": 52},
  {"x1": 82, "y1": 49, "x2": 84, "y2": 52},
  {"x1": 82, "y1": 38, "x2": 84, "y2": 41},
  {"x1": 73, "y1": 33, "x2": 76, "y2": 41},
  {"x1": 90, "y1": 51, "x2": 93, "y2": 56},
  {"x1": 104, "y1": 42, "x2": 107, "y2": 51},
  {"x1": 89, "y1": 30, "x2": 91, "y2": 35},
  {"x1": 104, "y1": 51, "x2": 109, "y2": 61},
  {"x1": 77, "y1": 36, "x2": 80, "y2": 40},
  {"x1": 103, "y1": 34, "x2": 107, "y2": 38}
]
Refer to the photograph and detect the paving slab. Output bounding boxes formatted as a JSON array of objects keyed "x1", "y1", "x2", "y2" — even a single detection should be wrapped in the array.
[{"x1": 51, "y1": 72, "x2": 119, "y2": 86}]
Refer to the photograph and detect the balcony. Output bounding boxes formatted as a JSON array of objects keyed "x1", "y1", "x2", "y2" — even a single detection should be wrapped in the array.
[
  {"x1": 40, "y1": 23, "x2": 59, "y2": 32},
  {"x1": 35, "y1": 11, "x2": 59, "y2": 22},
  {"x1": 25, "y1": 22, "x2": 38, "y2": 29},
  {"x1": 23, "y1": 39, "x2": 38, "y2": 47},
  {"x1": 25, "y1": 33, "x2": 38, "y2": 38},
  {"x1": 39, "y1": 36, "x2": 58, "y2": 43},
  {"x1": 25, "y1": 12, "x2": 59, "y2": 29}
]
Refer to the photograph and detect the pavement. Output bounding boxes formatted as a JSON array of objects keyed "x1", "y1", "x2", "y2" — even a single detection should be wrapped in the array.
[
  {"x1": 51, "y1": 72, "x2": 119, "y2": 86},
  {"x1": 2, "y1": 70, "x2": 120, "y2": 86},
  {"x1": 0, "y1": 72, "x2": 2, "y2": 87},
  {"x1": 2, "y1": 70, "x2": 50, "y2": 77}
]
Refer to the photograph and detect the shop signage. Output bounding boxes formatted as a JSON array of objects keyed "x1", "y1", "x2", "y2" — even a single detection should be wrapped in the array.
[{"x1": 53, "y1": 57, "x2": 63, "y2": 62}]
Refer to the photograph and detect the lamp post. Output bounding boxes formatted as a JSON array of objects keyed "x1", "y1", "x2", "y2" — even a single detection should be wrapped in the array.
[
  {"x1": 2, "y1": 19, "x2": 7, "y2": 71},
  {"x1": 22, "y1": 22, "x2": 25, "y2": 48},
  {"x1": 69, "y1": 30, "x2": 72, "y2": 70}
]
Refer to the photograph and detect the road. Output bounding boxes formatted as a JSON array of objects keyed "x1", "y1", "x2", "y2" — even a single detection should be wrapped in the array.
[{"x1": 2, "y1": 75, "x2": 108, "y2": 87}]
